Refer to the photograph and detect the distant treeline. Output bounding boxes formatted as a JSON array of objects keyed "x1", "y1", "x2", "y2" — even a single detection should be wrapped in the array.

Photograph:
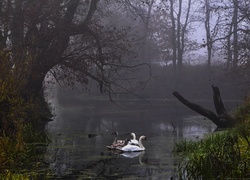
[
  {"x1": 55, "y1": 64, "x2": 249, "y2": 101},
  {"x1": 140, "y1": 64, "x2": 248, "y2": 100}
]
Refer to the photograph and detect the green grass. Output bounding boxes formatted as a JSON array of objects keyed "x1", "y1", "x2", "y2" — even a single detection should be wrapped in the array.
[
  {"x1": 174, "y1": 97, "x2": 250, "y2": 179},
  {"x1": 0, "y1": 120, "x2": 51, "y2": 179}
]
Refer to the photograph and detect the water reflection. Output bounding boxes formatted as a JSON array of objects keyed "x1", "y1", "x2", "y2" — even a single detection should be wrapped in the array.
[
  {"x1": 45, "y1": 93, "x2": 239, "y2": 179},
  {"x1": 120, "y1": 151, "x2": 145, "y2": 159}
]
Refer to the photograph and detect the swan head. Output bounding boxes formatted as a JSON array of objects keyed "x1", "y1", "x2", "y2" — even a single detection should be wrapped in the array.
[
  {"x1": 131, "y1": 133, "x2": 136, "y2": 139},
  {"x1": 140, "y1": 135, "x2": 147, "y2": 141}
]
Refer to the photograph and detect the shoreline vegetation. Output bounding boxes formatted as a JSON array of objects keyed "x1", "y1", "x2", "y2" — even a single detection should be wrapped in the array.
[
  {"x1": 0, "y1": 121, "x2": 50, "y2": 179},
  {"x1": 0, "y1": 52, "x2": 51, "y2": 179},
  {"x1": 0, "y1": 97, "x2": 249, "y2": 179},
  {"x1": 174, "y1": 97, "x2": 250, "y2": 179},
  {"x1": 0, "y1": 49, "x2": 249, "y2": 178},
  {"x1": 1, "y1": 99, "x2": 249, "y2": 179}
]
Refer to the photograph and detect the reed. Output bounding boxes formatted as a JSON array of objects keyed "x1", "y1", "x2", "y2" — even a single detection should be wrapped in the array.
[
  {"x1": 175, "y1": 129, "x2": 250, "y2": 179},
  {"x1": 175, "y1": 97, "x2": 250, "y2": 179},
  {"x1": 0, "y1": 120, "x2": 50, "y2": 179}
]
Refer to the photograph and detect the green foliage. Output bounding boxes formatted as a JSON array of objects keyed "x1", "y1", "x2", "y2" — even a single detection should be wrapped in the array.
[
  {"x1": 175, "y1": 97, "x2": 250, "y2": 179},
  {"x1": 0, "y1": 50, "x2": 50, "y2": 177},
  {"x1": 0, "y1": 169, "x2": 51, "y2": 180},
  {"x1": 0, "y1": 49, "x2": 50, "y2": 132},
  {"x1": 175, "y1": 107, "x2": 250, "y2": 180},
  {"x1": 0, "y1": 120, "x2": 50, "y2": 179},
  {"x1": 0, "y1": 51, "x2": 30, "y2": 133},
  {"x1": 0, "y1": 120, "x2": 48, "y2": 167},
  {"x1": 234, "y1": 96, "x2": 250, "y2": 124}
]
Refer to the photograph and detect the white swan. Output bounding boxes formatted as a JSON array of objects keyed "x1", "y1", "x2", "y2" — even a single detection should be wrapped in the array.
[
  {"x1": 128, "y1": 133, "x2": 139, "y2": 146},
  {"x1": 116, "y1": 135, "x2": 146, "y2": 152}
]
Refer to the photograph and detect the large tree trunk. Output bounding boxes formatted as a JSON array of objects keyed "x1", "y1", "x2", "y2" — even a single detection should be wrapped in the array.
[{"x1": 173, "y1": 85, "x2": 234, "y2": 128}]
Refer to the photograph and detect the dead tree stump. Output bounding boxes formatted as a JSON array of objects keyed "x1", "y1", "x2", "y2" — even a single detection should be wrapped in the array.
[{"x1": 173, "y1": 85, "x2": 234, "y2": 128}]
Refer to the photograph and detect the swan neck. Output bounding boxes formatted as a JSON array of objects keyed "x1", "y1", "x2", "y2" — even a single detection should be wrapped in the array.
[
  {"x1": 138, "y1": 137, "x2": 144, "y2": 149},
  {"x1": 132, "y1": 133, "x2": 136, "y2": 140},
  {"x1": 112, "y1": 137, "x2": 117, "y2": 144}
]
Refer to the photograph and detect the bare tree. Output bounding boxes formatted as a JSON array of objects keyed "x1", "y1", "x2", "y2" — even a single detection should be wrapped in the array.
[
  {"x1": 204, "y1": 0, "x2": 212, "y2": 68},
  {"x1": 0, "y1": 0, "x2": 151, "y2": 101},
  {"x1": 0, "y1": 0, "x2": 159, "y2": 125},
  {"x1": 232, "y1": 0, "x2": 239, "y2": 68},
  {"x1": 168, "y1": 0, "x2": 193, "y2": 88},
  {"x1": 123, "y1": 0, "x2": 156, "y2": 63},
  {"x1": 169, "y1": 0, "x2": 177, "y2": 70}
]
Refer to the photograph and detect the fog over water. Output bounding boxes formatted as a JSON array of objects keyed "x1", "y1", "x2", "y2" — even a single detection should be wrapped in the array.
[
  {"x1": 44, "y1": 85, "x2": 241, "y2": 179},
  {"x1": 0, "y1": 0, "x2": 249, "y2": 178}
]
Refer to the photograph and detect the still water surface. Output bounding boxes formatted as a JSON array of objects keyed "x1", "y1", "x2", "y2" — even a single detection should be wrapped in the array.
[{"x1": 45, "y1": 92, "x2": 240, "y2": 179}]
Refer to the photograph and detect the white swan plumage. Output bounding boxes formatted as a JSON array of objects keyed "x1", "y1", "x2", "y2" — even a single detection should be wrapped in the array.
[
  {"x1": 116, "y1": 135, "x2": 146, "y2": 152},
  {"x1": 128, "y1": 132, "x2": 139, "y2": 146}
]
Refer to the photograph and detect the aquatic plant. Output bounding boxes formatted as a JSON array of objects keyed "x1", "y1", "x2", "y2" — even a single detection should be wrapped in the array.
[
  {"x1": 0, "y1": 120, "x2": 50, "y2": 178},
  {"x1": 234, "y1": 96, "x2": 250, "y2": 124},
  {"x1": 175, "y1": 96, "x2": 250, "y2": 179},
  {"x1": 175, "y1": 129, "x2": 250, "y2": 179},
  {"x1": 0, "y1": 169, "x2": 51, "y2": 180}
]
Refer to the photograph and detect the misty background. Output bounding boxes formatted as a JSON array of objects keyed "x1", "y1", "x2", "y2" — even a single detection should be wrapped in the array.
[
  {"x1": 1, "y1": 0, "x2": 249, "y2": 178},
  {"x1": 43, "y1": 0, "x2": 249, "y2": 104}
]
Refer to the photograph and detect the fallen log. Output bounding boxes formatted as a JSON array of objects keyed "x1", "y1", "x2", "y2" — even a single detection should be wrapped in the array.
[{"x1": 173, "y1": 85, "x2": 234, "y2": 128}]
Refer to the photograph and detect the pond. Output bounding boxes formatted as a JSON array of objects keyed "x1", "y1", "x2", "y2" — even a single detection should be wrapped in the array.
[{"x1": 45, "y1": 91, "x2": 241, "y2": 179}]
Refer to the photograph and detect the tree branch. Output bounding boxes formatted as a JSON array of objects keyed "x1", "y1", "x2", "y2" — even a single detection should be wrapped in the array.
[
  {"x1": 70, "y1": 0, "x2": 99, "y2": 36},
  {"x1": 173, "y1": 90, "x2": 229, "y2": 128}
]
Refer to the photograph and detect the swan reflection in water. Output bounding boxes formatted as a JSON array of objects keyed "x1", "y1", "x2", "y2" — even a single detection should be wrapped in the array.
[
  {"x1": 108, "y1": 150, "x2": 146, "y2": 165},
  {"x1": 121, "y1": 151, "x2": 146, "y2": 165},
  {"x1": 120, "y1": 151, "x2": 144, "y2": 158}
]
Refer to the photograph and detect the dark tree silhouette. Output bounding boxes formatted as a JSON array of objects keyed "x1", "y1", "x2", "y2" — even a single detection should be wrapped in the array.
[
  {"x1": 173, "y1": 85, "x2": 234, "y2": 128},
  {"x1": 0, "y1": 0, "x2": 148, "y2": 114}
]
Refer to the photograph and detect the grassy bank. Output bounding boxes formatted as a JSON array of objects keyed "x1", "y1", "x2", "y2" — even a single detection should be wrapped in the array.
[
  {"x1": 174, "y1": 97, "x2": 250, "y2": 179},
  {"x1": 0, "y1": 120, "x2": 50, "y2": 179},
  {"x1": 0, "y1": 51, "x2": 52, "y2": 178}
]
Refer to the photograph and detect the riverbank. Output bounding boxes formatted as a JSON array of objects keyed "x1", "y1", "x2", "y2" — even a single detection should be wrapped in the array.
[
  {"x1": 0, "y1": 120, "x2": 50, "y2": 179},
  {"x1": 174, "y1": 97, "x2": 250, "y2": 179}
]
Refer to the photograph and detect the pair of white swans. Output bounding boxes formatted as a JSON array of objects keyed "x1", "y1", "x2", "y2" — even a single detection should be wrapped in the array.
[{"x1": 107, "y1": 132, "x2": 146, "y2": 152}]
